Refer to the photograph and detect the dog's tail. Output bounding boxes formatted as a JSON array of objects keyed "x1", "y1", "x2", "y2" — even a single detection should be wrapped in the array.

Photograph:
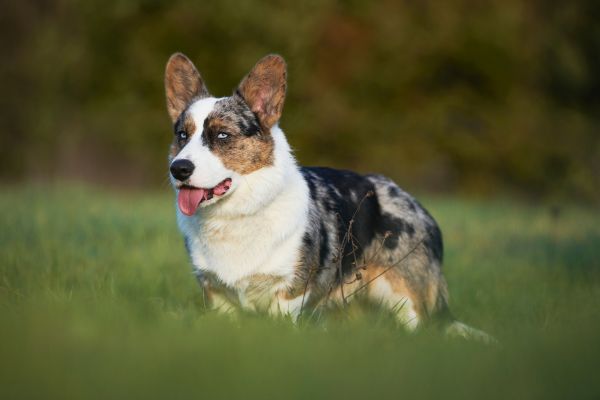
[
  {"x1": 431, "y1": 295, "x2": 497, "y2": 344},
  {"x1": 443, "y1": 320, "x2": 498, "y2": 344},
  {"x1": 427, "y1": 282, "x2": 497, "y2": 344}
]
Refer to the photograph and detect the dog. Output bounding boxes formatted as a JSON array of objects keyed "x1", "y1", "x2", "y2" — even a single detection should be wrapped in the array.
[{"x1": 164, "y1": 53, "x2": 491, "y2": 341}]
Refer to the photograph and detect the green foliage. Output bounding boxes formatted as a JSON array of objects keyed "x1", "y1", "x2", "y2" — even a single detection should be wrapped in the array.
[
  {"x1": 0, "y1": 0, "x2": 599, "y2": 200},
  {"x1": 0, "y1": 185, "x2": 599, "y2": 399}
]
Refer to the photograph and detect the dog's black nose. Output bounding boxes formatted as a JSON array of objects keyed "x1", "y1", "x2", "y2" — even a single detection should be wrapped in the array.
[{"x1": 170, "y1": 159, "x2": 195, "y2": 181}]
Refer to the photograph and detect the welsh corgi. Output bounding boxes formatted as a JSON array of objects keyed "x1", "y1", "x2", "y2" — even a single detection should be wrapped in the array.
[{"x1": 165, "y1": 53, "x2": 492, "y2": 341}]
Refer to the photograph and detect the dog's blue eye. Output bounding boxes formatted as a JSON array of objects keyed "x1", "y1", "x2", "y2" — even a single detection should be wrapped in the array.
[
  {"x1": 217, "y1": 132, "x2": 229, "y2": 140},
  {"x1": 178, "y1": 131, "x2": 187, "y2": 141}
]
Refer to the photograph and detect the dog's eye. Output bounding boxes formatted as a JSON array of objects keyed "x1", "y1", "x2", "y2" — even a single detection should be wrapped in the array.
[
  {"x1": 217, "y1": 132, "x2": 229, "y2": 140},
  {"x1": 177, "y1": 131, "x2": 187, "y2": 141}
]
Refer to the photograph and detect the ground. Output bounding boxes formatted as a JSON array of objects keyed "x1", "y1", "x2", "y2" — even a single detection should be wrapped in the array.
[{"x1": 1, "y1": 184, "x2": 599, "y2": 399}]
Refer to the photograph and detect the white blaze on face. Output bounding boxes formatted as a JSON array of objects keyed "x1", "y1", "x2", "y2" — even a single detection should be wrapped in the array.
[{"x1": 172, "y1": 97, "x2": 234, "y2": 189}]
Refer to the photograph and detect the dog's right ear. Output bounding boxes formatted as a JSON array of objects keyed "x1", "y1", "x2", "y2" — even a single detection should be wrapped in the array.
[{"x1": 165, "y1": 53, "x2": 210, "y2": 122}]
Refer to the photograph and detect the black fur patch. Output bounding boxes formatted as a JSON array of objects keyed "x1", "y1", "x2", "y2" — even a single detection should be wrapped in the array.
[
  {"x1": 388, "y1": 186, "x2": 401, "y2": 198},
  {"x1": 412, "y1": 199, "x2": 444, "y2": 262},
  {"x1": 184, "y1": 236, "x2": 191, "y2": 254},
  {"x1": 377, "y1": 213, "x2": 416, "y2": 249},
  {"x1": 173, "y1": 111, "x2": 192, "y2": 147},
  {"x1": 301, "y1": 167, "x2": 380, "y2": 278},
  {"x1": 174, "y1": 113, "x2": 185, "y2": 135},
  {"x1": 424, "y1": 223, "x2": 444, "y2": 262},
  {"x1": 318, "y1": 221, "x2": 330, "y2": 268}
]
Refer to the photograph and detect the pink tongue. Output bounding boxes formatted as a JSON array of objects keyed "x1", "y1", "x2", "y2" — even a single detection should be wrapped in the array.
[{"x1": 178, "y1": 187, "x2": 206, "y2": 216}]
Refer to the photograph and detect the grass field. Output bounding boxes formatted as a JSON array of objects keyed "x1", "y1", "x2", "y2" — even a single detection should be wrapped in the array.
[{"x1": 1, "y1": 184, "x2": 599, "y2": 399}]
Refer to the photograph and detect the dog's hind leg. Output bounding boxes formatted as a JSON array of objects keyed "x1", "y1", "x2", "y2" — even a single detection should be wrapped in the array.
[
  {"x1": 363, "y1": 265, "x2": 430, "y2": 331},
  {"x1": 364, "y1": 263, "x2": 497, "y2": 343}
]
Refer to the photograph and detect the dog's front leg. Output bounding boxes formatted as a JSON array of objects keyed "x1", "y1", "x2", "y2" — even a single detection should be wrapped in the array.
[{"x1": 194, "y1": 271, "x2": 239, "y2": 315}]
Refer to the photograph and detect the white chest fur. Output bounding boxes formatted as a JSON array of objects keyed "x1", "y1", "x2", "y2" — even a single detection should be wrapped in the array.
[{"x1": 176, "y1": 127, "x2": 310, "y2": 290}]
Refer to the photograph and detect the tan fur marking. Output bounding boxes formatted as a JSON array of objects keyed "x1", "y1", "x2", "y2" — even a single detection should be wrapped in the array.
[
  {"x1": 184, "y1": 114, "x2": 197, "y2": 135},
  {"x1": 169, "y1": 143, "x2": 179, "y2": 160},
  {"x1": 205, "y1": 118, "x2": 274, "y2": 174},
  {"x1": 278, "y1": 291, "x2": 302, "y2": 300},
  {"x1": 362, "y1": 264, "x2": 446, "y2": 319},
  {"x1": 362, "y1": 266, "x2": 411, "y2": 296},
  {"x1": 322, "y1": 265, "x2": 424, "y2": 320}
]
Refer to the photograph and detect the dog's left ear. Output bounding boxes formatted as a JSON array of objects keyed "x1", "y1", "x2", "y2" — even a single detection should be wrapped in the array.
[
  {"x1": 237, "y1": 54, "x2": 287, "y2": 130},
  {"x1": 165, "y1": 53, "x2": 210, "y2": 122}
]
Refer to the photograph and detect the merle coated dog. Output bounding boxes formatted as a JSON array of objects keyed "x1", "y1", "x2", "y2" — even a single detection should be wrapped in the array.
[{"x1": 165, "y1": 53, "x2": 491, "y2": 340}]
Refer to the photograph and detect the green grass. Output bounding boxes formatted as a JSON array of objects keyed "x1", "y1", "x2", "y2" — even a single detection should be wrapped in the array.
[{"x1": 1, "y1": 184, "x2": 599, "y2": 399}]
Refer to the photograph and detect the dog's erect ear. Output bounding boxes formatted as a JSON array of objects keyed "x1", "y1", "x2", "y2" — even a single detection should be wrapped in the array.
[
  {"x1": 165, "y1": 53, "x2": 210, "y2": 122},
  {"x1": 237, "y1": 54, "x2": 287, "y2": 130}
]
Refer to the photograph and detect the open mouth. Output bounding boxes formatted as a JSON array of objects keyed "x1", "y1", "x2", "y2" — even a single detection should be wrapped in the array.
[{"x1": 177, "y1": 178, "x2": 232, "y2": 216}]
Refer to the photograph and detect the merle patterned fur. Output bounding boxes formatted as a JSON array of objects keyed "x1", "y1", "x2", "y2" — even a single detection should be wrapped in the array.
[{"x1": 298, "y1": 167, "x2": 449, "y2": 316}]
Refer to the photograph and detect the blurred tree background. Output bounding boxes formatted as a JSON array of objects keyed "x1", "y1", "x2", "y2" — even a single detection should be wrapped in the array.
[{"x1": 1, "y1": 0, "x2": 598, "y2": 201}]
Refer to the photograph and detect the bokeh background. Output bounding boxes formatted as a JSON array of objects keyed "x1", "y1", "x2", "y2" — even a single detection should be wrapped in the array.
[
  {"x1": 2, "y1": 0, "x2": 599, "y2": 201},
  {"x1": 2, "y1": 2, "x2": 600, "y2": 399}
]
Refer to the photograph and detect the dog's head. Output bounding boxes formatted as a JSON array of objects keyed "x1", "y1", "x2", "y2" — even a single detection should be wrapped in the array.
[{"x1": 164, "y1": 53, "x2": 287, "y2": 216}]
